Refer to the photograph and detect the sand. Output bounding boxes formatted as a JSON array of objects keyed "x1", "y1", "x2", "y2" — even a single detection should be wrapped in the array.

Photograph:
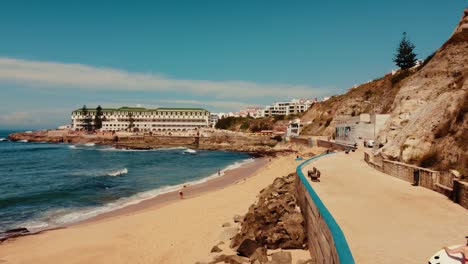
[
  {"x1": 302, "y1": 149, "x2": 468, "y2": 264},
  {"x1": 0, "y1": 153, "x2": 313, "y2": 264}
]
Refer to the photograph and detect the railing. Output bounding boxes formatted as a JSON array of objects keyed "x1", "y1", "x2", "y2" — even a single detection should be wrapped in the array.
[{"x1": 296, "y1": 153, "x2": 355, "y2": 264}]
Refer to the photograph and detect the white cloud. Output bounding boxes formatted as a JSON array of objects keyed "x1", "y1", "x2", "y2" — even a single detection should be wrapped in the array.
[
  {"x1": 0, "y1": 108, "x2": 70, "y2": 128},
  {"x1": 0, "y1": 57, "x2": 329, "y2": 99}
]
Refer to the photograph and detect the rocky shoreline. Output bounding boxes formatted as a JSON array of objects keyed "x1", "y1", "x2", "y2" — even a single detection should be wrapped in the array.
[{"x1": 7, "y1": 130, "x2": 295, "y2": 157}]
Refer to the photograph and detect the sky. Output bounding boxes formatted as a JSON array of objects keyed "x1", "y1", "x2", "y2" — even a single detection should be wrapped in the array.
[{"x1": 0, "y1": 1, "x2": 465, "y2": 129}]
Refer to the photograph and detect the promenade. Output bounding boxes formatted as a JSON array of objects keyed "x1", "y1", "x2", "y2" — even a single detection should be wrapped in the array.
[{"x1": 303, "y1": 150, "x2": 468, "y2": 263}]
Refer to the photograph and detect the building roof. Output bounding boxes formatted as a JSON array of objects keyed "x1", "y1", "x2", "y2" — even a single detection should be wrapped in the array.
[{"x1": 72, "y1": 106, "x2": 209, "y2": 112}]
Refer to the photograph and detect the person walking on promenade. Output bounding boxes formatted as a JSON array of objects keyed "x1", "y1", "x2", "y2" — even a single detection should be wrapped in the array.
[{"x1": 443, "y1": 236, "x2": 468, "y2": 263}]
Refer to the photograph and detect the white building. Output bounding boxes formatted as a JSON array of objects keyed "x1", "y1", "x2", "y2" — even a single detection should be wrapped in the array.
[
  {"x1": 71, "y1": 106, "x2": 210, "y2": 132},
  {"x1": 286, "y1": 119, "x2": 303, "y2": 137},
  {"x1": 334, "y1": 114, "x2": 390, "y2": 145},
  {"x1": 264, "y1": 99, "x2": 314, "y2": 117},
  {"x1": 209, "y1": 114, "x2": 219, "y2": 128}
]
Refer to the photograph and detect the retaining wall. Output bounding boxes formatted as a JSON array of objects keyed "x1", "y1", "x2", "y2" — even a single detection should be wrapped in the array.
[
  {"x1": 364, "y1": 152, "x2": 468, "y2": 210},
  {"x1": 294, "y1": 154, "x2": 355, "y2": 264},
  {"x1": 316, "y1": 140, "x2": 355, "y2": 151}
]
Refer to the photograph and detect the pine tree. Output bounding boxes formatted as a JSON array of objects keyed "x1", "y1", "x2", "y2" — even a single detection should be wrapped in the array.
[
  {"x1": 82, "y1": 105, "x2": 93, "y2": 131},
  {"x1": 94, "y1": 105, "x2": 103, "y2": 130},
  {"x1": 393, "y1": 32, "x2": 418, "y2": 70},
  {"x1": 128, "y1": 112, "x2": 134, "y2": 131}
]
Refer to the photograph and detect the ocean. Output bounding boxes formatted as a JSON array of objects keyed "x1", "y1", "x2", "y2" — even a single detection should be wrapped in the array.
[{"x1": 0, "y1": 130, "x2": 252, "y2": 233}]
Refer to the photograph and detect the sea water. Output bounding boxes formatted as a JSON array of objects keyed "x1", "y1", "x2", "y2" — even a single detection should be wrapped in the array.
[{"x1": 0, "y1": 130, "x2": 252, "y2": 232}]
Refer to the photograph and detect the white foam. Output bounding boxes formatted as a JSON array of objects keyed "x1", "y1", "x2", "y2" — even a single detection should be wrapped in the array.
[
  {"x1": 83, "y1": 143, "x2": 95, "y2": 147},
  {"x1": 69, "y1": 145, "x2": 77, "y2": 149},
  {"x1": 0, "y1": 138, "x2": 7, "y2": 142},
  {"x1": 19, "y1": 157, "x2": 256, "y2": 232},
  {"x1": 182, "y1": 148, "x2": 197, "y2": 154},
  {"x1": 107, "y1": 168, "x2": 128, "y2": 177},
  {"x1": 18, "y1": 139, "x2": 28, "y2": 143}
]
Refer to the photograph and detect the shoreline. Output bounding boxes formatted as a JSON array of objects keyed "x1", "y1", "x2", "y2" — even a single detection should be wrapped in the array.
[
  {"x1": 0, "y1": 156, "x2": 269, "y2": 243},
  {"x1": 76, "y1": 156, "x2": 268, "y2": 226},
  {"x1": 0, "y1": 152, "x2": 312, "y2": 263}
]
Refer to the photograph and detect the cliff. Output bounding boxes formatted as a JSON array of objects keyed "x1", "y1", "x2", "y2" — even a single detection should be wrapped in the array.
[
  {"x1": 376, "y1": 8, "x2": 468, "y2": 174},
  {"x1": 300, "y1": 7, "x2": 468, "y2": 174}
]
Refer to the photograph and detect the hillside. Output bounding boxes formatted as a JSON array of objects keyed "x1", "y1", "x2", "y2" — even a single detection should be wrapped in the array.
[
  {"x1": 300, "y1": 73, "x2": 400, "y2": 136},
  {"x1": 376, "y1": 8, "x2": 468, "y2": 174},
  {"x1": 300, "y1": 7, "x2": 468, "y2": 174}
]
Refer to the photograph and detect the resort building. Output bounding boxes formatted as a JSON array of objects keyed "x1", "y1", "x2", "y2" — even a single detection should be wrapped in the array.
[
  {"x1": 263, "y1": 99, "x2": 315, "y2": 117},
  {"x1": 71, "y1": 107, "x2": 210, "y2": 132}
]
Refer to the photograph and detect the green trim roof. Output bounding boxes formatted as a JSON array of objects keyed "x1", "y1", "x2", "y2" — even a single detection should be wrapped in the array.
[{"x1": 72, "y1": 107, "x2": 209, "y2": 112}]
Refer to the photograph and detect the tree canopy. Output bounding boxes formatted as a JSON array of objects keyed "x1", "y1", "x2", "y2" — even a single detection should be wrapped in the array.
[{"x1": 393, "y1": 32, "x2": 418, "y2": 70}]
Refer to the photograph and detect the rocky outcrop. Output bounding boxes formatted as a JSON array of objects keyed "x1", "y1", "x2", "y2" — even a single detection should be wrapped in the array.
[
  {"x1": 7, "y1": 130, "x2": 287, "y2": 155},
  {"x1": 231, "y1": 173, "x2": 307, "y2": 250},
  {"x1": 376, "y1": 8, "x2": 468, "y2": 173}
]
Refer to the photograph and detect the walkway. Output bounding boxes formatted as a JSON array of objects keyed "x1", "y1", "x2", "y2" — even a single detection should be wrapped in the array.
[{"x1": 303, "y1": 150, "x2": 468, "y2": 264}]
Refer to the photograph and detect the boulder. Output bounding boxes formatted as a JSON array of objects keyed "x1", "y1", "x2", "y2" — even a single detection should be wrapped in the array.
[
  {"x1": 237, "y1": 239, "x2": 260, "y2": 257},
  {"x1": 211, "y1": 245, "x2": 223, "y2": 253},
  {"x1": 233, "y1": 215, "x2": 243, "y2": 223},
  {"x1": 230, "y1": 173, "x2": 306, "y2": 250},
  {"x1": 249, "y1": 247, "x2": 268, "y2": 263}
]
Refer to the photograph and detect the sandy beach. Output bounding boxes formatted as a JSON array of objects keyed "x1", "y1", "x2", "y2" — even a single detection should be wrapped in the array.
[{"x1": 0, "y1": 153, "x2": 313, "y2": 264}]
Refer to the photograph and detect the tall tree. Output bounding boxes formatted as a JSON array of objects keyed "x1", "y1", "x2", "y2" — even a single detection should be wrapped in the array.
[
  {"x1": 128, "y1": 112, "x2": 134, "y2": 131},
  {"x1": 82, "y1": 105, "x2": 93, "y2": 131},
  {"x1": 393, "y1": 32, "x2": 418, "y2": 70},
  {"x1": 94, "y1": 105, "x2": 103, "y2": 130}
]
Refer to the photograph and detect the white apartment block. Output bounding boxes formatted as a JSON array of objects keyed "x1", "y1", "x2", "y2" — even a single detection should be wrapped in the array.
[
  {"x1": 71, "y1": 107, "x2": 210, "y2": 132},
  {"x1": 263, "y1": 99, "x2": 314, "y2": 117}
]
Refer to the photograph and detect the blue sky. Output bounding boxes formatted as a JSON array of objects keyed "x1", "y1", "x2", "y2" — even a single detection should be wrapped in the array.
[{"x1": 0, "y1": 1, "x2": 465, "y2": 129}]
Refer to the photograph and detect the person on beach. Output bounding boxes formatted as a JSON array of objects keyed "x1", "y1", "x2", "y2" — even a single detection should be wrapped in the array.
[
  {"x1": 218, "y1": 169, "x2": 221, "y2": 176},
  {"x1": 443, "y1": 237, "x2": 468, "y2": 263},
  {"x1": 179, "y1": 190, "x2": 183, "y2": 199}
]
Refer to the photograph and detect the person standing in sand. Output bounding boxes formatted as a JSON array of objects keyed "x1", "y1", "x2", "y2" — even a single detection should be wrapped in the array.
[{"x1": 179, "y1": 190, "x2": 183, "y2": 199}]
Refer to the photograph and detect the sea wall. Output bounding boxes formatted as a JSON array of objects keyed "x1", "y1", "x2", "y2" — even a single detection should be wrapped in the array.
[
  {"x1": 316, "y1": 140, "x2": 355, "y2": 151},
  {"x1": 294, "y1": 154, "x2": 355, "y2": 264},
  {"x1": 364, "y1": 152, "x2": 468, "y2": 209}
]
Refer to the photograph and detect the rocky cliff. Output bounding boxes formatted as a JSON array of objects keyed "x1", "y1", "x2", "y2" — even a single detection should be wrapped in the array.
[
  {"x1": 376, "y1": 8, "x2": 468, "y2": 174},
  {"x1": 300, "y1": 7, "x2": 468, "y2": 174}
]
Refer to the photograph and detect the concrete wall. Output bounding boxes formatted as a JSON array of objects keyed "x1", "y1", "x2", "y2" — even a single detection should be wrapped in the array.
[
  {"x1": 295, "y1": 154, "x2": 355, "y2": 264},
  {"x1": 364, "y1": 152, "x2": 468, "y2": 210},
  {"x1": 317, "y1": 140, "x2": 355, "y2": 151},
  {"x1": 295, "y1": 175, "x2": 340, "y2": 263}
]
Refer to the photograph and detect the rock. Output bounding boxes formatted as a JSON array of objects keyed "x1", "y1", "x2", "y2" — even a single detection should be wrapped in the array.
[
  {"x1": 211, "y1": 245, "x2": 223, "y2": 253},
  {"x1": 222, "y1": 222, "x2": 231, "y2": 227},
  {"x1": 233, "y1": 214, "x2": 243, "y2": 223},
  {"x1": 230, "y1": 173, "x2": 306, "y2": 250},
  {"x1": 249, "y1": 247, "x2": 268, "y2": 263},
  {"x1": 211, "y1": 254, "x2": 249, "y2": 264},
  {"x1": 270, "y1": 251, "x2": 292, "y2": 264},
  {"x1": 237, "y1": 239, "x2": 260, "y2": 258}
]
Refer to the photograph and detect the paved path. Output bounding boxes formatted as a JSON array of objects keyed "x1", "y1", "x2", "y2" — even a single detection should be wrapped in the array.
[{"x1": 303, "y1": 150, "x2": 468, "y2": 264}]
